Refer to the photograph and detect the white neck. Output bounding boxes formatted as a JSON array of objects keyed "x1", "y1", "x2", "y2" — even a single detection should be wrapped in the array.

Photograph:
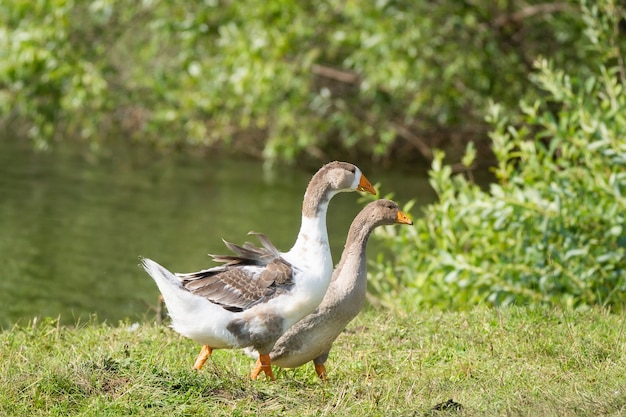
[
  {"x1": 291, "y1": 184, "x2": 339, "y2": 250},
  {"x1": 287, "y1": 214, "x2": 331, "y2": 267}
]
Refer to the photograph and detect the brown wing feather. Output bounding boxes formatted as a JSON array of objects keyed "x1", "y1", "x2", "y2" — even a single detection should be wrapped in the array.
[
  {"x1": 177, "y1": 257, "x2": 294, "y2": 312},
  {"x1": 209, "y1": 232, "x2": 281, "y2": 266}
]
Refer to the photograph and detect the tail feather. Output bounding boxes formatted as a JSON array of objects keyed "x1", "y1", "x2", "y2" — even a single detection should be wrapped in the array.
[
  {"x1": 141, "y1": 257, "x2": 224, "y2": 344},
  {"x1": 141, "y1": 258, "x2": 183, "y2": 289},
  {"x1": 141, "y1": 256, "x2": 211, "y2": 320}
]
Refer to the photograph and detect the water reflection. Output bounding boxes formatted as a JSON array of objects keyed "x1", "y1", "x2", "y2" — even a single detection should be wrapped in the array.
[{"x1": 0, "y1": 138, "x2": 435, "y2": 327}]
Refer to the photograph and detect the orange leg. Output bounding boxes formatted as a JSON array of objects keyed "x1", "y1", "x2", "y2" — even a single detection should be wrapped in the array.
[
  {"x1": 250, "y1": 354, "x2": 275, "y2": 381},
  {"x1": 314, "y1": 363, "x2": 328, "y2": 381},
  {"x1": 250, "y1": 358, "x2": 263, "y2": 379},
  {"x1": 193, "y1": 345, "x2": 213, "y2": 370}
]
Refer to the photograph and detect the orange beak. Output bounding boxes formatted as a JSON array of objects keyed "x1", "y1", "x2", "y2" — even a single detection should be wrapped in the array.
[
  {"x1": 357, "y1": 174, "x2": 377, "y2": 195},
  {"x1": 396, "y1": 210, "x2": 413, "y2": 225}
]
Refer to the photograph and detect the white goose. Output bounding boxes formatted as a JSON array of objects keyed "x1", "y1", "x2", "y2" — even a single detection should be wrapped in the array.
[
  {"x1": 243, "y1": 199, "x2": 413, "y2": 379},
  {"x1": 141, "y1": 161, "x2": 376, "y2": 380}
]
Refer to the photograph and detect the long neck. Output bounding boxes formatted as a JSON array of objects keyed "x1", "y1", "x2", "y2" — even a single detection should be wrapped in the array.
[
  {"x1": 287, "y1": 178, "x2": 338, "y2": 267},
  {"x1": 291, "y1": 191, "x2": 334, "y2": 255},
  {"x1": 321, "y1": 222, "x2": 373, "y2": 315},
  {"x1": 333, "y1": 221, "x2": 373, "y2": 286},
  {"x1": 301, "y1": 172, "x2": 333, "y2": 218}
]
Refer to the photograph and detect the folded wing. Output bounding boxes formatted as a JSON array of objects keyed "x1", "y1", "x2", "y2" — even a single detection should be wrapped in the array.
[{"x1": 176, "y1": 233, "x2": 292, "y2": 312}]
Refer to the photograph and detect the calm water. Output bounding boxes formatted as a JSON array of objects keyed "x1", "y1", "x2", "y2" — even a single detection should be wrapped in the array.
[{"x1": 0, "y1": 138, "x2": 437, "y2": 327}]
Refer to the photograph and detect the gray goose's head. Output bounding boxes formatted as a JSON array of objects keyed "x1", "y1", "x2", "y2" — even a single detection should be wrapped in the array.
[{"x1": 348, "y1": 199, "x2": 413, "y2": 240}]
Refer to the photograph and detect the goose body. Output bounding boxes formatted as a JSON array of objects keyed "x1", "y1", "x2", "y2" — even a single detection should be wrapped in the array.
[
  {"x1": 141, "y1": 161, "x2": 376, "y2": 379},
  {"x1": 243, "y1": 199, "x2": 413, "y2": 379}
]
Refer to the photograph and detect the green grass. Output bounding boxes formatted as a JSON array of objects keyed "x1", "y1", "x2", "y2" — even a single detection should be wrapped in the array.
[{"x1": 1, "y1": 307, "x2": 625, "y2": 416}]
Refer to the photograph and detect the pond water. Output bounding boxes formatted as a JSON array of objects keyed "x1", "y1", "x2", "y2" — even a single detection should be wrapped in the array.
[{"x1": 0, "y1": 138, "x2": 439, "y2": 327}]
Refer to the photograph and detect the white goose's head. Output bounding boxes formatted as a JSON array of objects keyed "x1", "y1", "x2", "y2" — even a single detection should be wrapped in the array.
[{"x1": 302, "y1": 162, "x2": 376, "y2": 217}]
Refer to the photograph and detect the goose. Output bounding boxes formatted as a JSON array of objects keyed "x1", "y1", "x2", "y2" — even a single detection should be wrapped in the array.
[
  {"x1": 141, "y1": 161, "x2": 376, "y2": 380},
  {"x1": 244, "y1": 199, "x2": 413, "y2": 380}
]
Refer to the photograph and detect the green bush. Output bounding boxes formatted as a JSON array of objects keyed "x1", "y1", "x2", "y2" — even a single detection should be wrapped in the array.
[
  {"x1": 1, "y1": 0, "x2": 588, "y2": 165},
  {"x1": 371, "y1": 0, "x2": 626, "y2": 310},
  {"x1": 0, "y1": 0, "x2": 108, "y2": 149}
]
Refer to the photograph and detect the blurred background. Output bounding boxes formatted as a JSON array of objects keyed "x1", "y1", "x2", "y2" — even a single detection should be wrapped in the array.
[{"x1": 1, "y1": 0, "x2": 624, "y2": 325}]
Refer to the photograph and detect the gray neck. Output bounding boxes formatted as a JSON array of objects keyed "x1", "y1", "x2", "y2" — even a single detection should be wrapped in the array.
[
  {"x1": 320, "y1": 221, "x2": 374, "y2": 318},
  {"x1": 333, "y1": 219, "x2": 374, "y2": 283}
]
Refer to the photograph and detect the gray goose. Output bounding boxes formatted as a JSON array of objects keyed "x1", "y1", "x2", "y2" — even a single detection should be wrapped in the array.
[
  {"x1": 141, "y1": 161, "x2": 376, "y2": 380},
  {"x1": 243, "y1": 199, "x2": 412, "y2": 379}
]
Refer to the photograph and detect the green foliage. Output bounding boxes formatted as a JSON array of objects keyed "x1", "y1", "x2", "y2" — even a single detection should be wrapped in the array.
[
  {"x1": 0, "y1": 0, "x2": 107, "y2": 149},
  {"x1": 1, "y1": 0, "x2": 588, "y2": 164},
  {"x1": 371, "y1": 0, "x2": 626, "y2": 310}
]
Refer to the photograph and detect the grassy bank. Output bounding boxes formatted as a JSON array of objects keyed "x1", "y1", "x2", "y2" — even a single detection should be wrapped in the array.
[{"x1": 1, "y1": 307, "x2": 624, "y2": 416}]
